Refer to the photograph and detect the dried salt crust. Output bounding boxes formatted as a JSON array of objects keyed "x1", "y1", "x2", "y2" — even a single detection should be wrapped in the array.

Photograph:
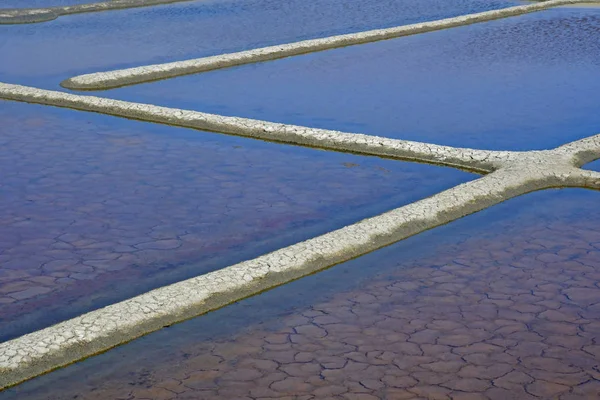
[
  {"x1": 1, "y1": 82, "x2": 599, "y2": 390},
  {"x1": 1, "y1": 0, "x2": 600, "y2": 390}
]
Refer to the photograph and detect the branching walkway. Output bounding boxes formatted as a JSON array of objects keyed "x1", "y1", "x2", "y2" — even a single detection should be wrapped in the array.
[
  {"x1": 0, "y1": 0, "x2": 599, "y2": 391},
  {"x1": 0, "y1": 82, "x2": 599, "y2": 389}
]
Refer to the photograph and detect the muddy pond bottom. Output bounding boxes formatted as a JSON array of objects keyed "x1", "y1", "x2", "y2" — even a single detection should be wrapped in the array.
[
  {"x1": 0, "y1": 100, "x2": 472, "y2": 341},
  {"x1": 4, "y1": 189, "x2": 600, "y2": 399}
]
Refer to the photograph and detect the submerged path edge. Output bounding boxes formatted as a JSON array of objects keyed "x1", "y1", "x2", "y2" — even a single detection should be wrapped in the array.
[
  {"x1": 1, "y1": 83, "x2": 600, "y2": 389},
  {"x1": 0, "y1": 170, "x2": 583, "y2": 390},
  {"x1": 0, "y1": 82, "x2": 513, "y2": 173},
  {"x1": 61, "y1": 0, "x2": 591, "y2": 90},
  {"x1": 0, "y1": 0, "x2": 200, "y2": 25}
]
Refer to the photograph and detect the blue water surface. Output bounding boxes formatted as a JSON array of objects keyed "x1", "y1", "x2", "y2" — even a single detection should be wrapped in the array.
[
  {"x1": 0, "y1": 0, "x2": 518, "y2": 87},
  {"x1": 586, "y1": 159, "x2": 600, "y2": 172},
  {"x1": 101, "y1": 7, "x2": 600, "y2": 151}
]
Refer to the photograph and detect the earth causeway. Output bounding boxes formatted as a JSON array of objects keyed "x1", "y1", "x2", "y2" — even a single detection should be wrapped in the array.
[{"x1": 1, "y1": 0, "x2": 600, "y2": 398}]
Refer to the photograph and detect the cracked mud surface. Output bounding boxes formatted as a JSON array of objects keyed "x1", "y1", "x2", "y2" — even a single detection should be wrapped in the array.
[
  {"x1": 2, "y1": 24, "x2": 600, "y2": 386},
  {"x1": 4, "y1": 189, "x2": 599, "y2": 400},
  {"x1": 0, "y1": 101, "x2": 472, "y2": 341},
  {"x1": 100, "y1": 7, "x2": 600, "y2": 151},
  {"x1": 1, "y1": 0, "x2": 600, "y2": 392}
]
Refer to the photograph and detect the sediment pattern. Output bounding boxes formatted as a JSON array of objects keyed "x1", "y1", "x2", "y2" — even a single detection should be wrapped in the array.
[
  {"x1": 61, "y1": 0, "x2": 592, "y2": 90},
  {"x1": 1, "y1": 1, "x2": 600, "y2": 392},
  {"x1": 10, "y1": 192, "x2": 599, "y2": 399},
  {"x1": 0, "y1": 82, "x2": 599, "y2": 389},
  {"x1": 0, "y1": 101, "x2": 471, "y2": 343}
]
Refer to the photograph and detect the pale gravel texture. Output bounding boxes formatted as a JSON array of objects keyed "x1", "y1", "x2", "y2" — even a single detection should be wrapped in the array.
[
  {"x1": 60, "y1": 0, "x2": 593, "y2": 90},
  {"x1": 1, "y1": 1, "x2": 600, "y2": 387},
  {"x1": 0, "y1": 82, "x2": 599, "y2": 389},
  {"x1": 0, "y1": 0, "x2": 199, "y2": 24},
  {"x1": 0, "y1": 82, "x2": 512, "y2": 174}
]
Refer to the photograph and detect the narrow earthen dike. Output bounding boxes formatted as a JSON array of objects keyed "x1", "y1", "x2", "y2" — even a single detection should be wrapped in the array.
[
  {"x1": 0, "y1": 0, "x2": 198, "y2": 24},
  {"x1": 60, "y1": 0, "x2": 590, "y2": 89},
  {"x1": 0, "y1": 0, "x2": 599, "y2": 390},
  {"x1": 0, "y1": 82, "x2": 598, "y2": 389}
]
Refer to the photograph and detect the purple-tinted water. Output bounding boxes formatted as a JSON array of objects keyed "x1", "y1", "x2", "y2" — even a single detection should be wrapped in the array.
[
  {"x1": 1, "y1": 1, "x2": 598, "y2": 397},
  {"x1": 3, "y1": 188, "x2": 599, "y2": 399},
  {"x1": 0, "y1": 100, "x2": 472, "y2": 341}
]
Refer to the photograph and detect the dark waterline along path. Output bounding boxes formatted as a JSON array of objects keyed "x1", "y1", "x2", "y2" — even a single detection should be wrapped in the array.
[
  {"x1": 0, "y1": 0, "x2": 93, "y2": 8},
  {"x1": 0, "y1": 100, "x2": 472, "y2": 341},
  {"x1": 4, "y1": 189, "x2": 599, "y2": 399},
  {"x1": 2, "y1": 1, "x2": 600, "y2": 397},
  {"x1": 0, "y1": 0, "x2": 518, "y2": 88},
  {"x1": 104, "y1": 7, "x2": 600, "y2": 151}
]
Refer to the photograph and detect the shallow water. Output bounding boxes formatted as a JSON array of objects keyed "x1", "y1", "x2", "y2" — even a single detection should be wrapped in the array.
[
  {"x1": 0, "y1": 0, "x2": 518, "y2": 87},
  {"x1": 4, "y1": 188, "x2": 599, "y2": 399},
  {"x1": 0, "y1": 0, "x2": 92, "y2": 8},
  {"x1": 1, "y1": 1, "x2": 599, "y2": 398},
  {"x1": 0, "y1": 100, "x2": 472, "y2": 341},
  {"x1": 105, "y1": 8, "x2": 600, "y2": 151}
]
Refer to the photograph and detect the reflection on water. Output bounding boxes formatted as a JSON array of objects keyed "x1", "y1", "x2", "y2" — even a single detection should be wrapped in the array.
[
  {"x1": 0, "y1": 100, "x2": 472, "y2": 341},
  {"x1": 0, "y1": 0, "x2": 518, "y2": 87},
  {"x1": 4, "y1": 189, "x2": 600, "y2": 399},
  {"x1": 106, "y1": 8, "x2": 600, "y2": 151}
]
